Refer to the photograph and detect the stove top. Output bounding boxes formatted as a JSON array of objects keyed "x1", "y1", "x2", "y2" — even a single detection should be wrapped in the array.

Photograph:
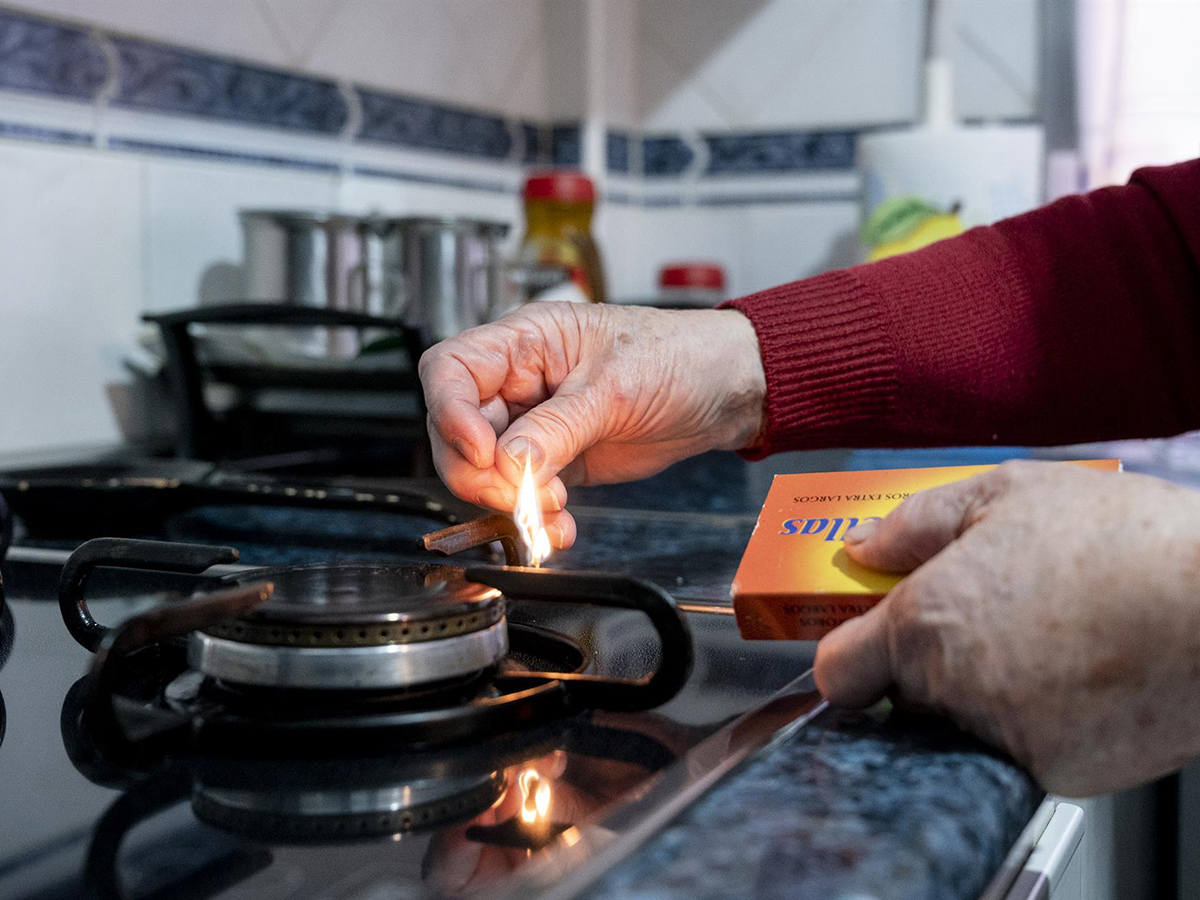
[{"x1": 0, "y1": 453, "x2": 819, "y2": 900}]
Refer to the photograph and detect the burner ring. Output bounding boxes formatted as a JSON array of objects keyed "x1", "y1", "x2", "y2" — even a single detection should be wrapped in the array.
[
  {"x1": 192, "y1": 773, "x2": 505, "y2": 842},
  {"x1": 209, "y1": 563, "x2": 505, "y2": 649},
  {"x1": 201, "y1": 601, "x2": 504, "y2": 648},
  {"x1": 188, "y1": 620, "x2": 509, "y2": 690}
]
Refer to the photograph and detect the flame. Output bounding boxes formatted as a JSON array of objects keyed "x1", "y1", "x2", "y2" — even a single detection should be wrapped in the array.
[
  {"x1": 514, "y1": 453, "x2": 551, "y2": 567},
  {"x1": 518, "y1": 767, "x2": 552, "y2": 824}
]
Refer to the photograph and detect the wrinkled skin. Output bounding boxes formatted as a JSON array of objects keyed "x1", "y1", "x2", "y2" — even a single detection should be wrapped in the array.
[
  {"x1": 815, "y1": 460, "x2": 1200, "y2": 797},
  {"x1": 418, "y1": 302, "x2": 765, "y2": 548}
]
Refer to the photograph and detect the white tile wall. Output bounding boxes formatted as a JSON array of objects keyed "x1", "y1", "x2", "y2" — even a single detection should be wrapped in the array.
[
  {"x1": 950, "y1": 0, "x2": 1039, "y2": 120},
  {"x1": 601, "y1": 0, "x2": 643, "y2": 129},
  {"x1": 639, "y1": 0, "x2": 1038, "y2": 130},
  {"x1": 0, "y1": 142, "x2": 143, "y2": 453},
  {"x1": 640, "y1": 0, "x2": 924, "y2": 131},
  {"x1": 5, "y1": 0, "x2": 284, "y2": 69}
]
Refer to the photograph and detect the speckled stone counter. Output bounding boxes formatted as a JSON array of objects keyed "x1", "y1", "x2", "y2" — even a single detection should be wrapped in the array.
[{"x1": 582, "y1": 704, "x2": 1041, "y2": 900}]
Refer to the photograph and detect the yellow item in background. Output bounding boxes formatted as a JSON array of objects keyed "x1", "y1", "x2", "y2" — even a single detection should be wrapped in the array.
[{"x1": 859, "y1": 195, "x2": 965, "y2": 261}]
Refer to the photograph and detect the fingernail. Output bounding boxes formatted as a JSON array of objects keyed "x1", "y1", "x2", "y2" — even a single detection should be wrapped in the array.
[
  {"x1": 546, "y1": 489, "x2": 562, "y2": 511},
  {"x1": 844, "y1": 519, "x2": 878, "y2": 544},
  {"x1": 547, "y1": 522, "x2": 566, "y2": 547},
  {"x1": 502, "y1": 436, "x2": 544, "y2": 472},
  {"x1": 476, "y1": 486, "x2": 512, "y2": 510}
]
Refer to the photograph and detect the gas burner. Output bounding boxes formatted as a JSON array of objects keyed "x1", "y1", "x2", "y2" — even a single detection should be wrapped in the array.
[
  {"x1": 192, "y1": 564, "x2": 508, "y2": 691},
  {"x1": 58, "y1": 533, "x2": 693, "y2": 760}
]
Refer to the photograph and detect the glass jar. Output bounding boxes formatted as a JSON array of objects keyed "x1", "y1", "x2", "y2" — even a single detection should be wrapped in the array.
[
  {"x1": 657, "y1": 262, "x2": 726, "y2": 307},
  {"x1": 497, "y1": 171, "x2": 606, "y2": 318}
]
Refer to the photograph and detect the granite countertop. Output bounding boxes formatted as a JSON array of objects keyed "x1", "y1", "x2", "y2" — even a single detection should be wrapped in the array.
[{"x1": 566, "y1": 449, "x2": 1043, "y2": 900}]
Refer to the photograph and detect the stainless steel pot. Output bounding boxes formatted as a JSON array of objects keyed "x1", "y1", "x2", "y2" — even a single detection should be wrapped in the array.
[
  {"x1": 239, "y1": 210, "x2": 509, "y2": 352},
  {"x1": 387, "y1": 216, "x2": 510, "y2": 341}
]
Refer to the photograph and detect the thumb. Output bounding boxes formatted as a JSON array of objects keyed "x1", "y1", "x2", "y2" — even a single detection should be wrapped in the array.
[
  {"x1": 842, "y1": 469, "x2": 1002, "y2": 574},
  {"x1": 814, "y1": 597, "x2": 893, "y2": 707},
  {"x1": 494, "y1": 385, "x2": 607, "y2": 486}
]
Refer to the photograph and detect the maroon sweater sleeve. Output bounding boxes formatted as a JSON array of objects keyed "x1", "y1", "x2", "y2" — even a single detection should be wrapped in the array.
[{"x1": 721, "y1": 158, "x2": 1200, "y2": 456}]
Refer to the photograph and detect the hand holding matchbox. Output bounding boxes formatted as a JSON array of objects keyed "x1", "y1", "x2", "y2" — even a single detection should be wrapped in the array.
[{"x1": 731, "y1": 460, "x2": 1121, "y2": 640}]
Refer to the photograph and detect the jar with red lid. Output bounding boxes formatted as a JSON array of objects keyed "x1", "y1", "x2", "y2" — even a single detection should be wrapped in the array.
[
  {"x1": 496, "y1": 171, "x2": 607, "y2": 318},
  {"x1": 657, "y1": 262, "x2": 726, "y2": 307}
]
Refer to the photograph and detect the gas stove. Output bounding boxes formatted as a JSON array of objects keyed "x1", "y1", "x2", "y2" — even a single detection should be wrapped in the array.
[{"x1": 0, "y1": 452, "x2": 820, "y2": 900}]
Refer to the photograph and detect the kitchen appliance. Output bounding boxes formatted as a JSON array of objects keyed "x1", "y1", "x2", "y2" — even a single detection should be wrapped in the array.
[
  {"x1": 239, "y1": 209, "x2": 509, "y2": 347},
  {"x1": 1, "y1": 437, "x2": 1096, "y2": 898},
  {"x1": 0, "y1": 450, "x2": 823, "y2": 900},
  {"x1": 58, "y1": 529, "x2": 692, "y2": 758},
  {"x1": 143, "y1": 303, "x2": 429, "y2": 469}
]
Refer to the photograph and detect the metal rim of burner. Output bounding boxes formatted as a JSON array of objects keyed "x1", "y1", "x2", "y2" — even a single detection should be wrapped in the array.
[
  {"x1": 57, "y1": 525, "x2": 693, "y2": 760},
  {"x1": 190, "y1": 563, "x2": 511, "y2": 690}
]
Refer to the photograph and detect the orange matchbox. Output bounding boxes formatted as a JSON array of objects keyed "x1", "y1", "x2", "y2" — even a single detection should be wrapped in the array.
[{"x1": 731, "y1": 459, "x2": 1122, "y2": 640}]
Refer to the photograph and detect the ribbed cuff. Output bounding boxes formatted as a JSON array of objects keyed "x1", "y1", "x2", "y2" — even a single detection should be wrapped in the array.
[{"x1": 719, "y1": 269, "x2": 899, "y2": 458}]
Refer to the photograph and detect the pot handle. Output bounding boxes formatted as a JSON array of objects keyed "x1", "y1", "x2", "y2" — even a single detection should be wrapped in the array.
[
  {"x1": 346, "y1": 261, "x2": 369, "y2": 314},
  {"x1": 464, "y1": 566, "x2": 694, "y2": 711}
]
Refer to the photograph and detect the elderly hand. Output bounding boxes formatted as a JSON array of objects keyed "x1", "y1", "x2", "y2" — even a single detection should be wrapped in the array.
[
  {"x1": 814, "y1": 460, "x2": 1200, "y2": 796},
  {"x1": 418, "y1": 302, "x2": 765, "y2": 548}
]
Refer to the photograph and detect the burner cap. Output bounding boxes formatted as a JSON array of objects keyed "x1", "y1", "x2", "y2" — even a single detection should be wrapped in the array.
[{"x1": 206, "y1": 564, "x2": 503, "y2": 648}]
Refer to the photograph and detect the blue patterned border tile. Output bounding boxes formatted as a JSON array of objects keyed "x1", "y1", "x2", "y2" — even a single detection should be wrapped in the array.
[
  {"x1": 110, "y1": 36, "x2": 347, "y2": 135},
  {"x1": 704, "y1": 129, "x2": 856, "y2": 175},
  {"x1": 0, "y1": 9, "x2": 108, "y2": 101},
  {"x1": 0, "y1": 118, "x2": 93, "y2": 146},
  {"x1": 356, "y1": 87, "x2": 512, "y2": 159},
  {"x1": 642, "y1": 135, "x2": 694, "y2": 177},
  {"x1": 550, "y1": 123, "x2": 581, "y2": 167},
  {"x1": 520, "y1": 120, "x2": 545, "y2": 164},
  {"x1": 607, "y1": 130, "x2": 631, "y2": 174}
]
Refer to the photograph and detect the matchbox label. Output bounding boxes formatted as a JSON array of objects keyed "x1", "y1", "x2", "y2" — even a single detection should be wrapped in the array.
[
  {"x1": 779, "y1": 517, "x2": 880, "y2": 539},
  {"x1": 731, "y1": 460, "x2": 1121, "y2": 641}
]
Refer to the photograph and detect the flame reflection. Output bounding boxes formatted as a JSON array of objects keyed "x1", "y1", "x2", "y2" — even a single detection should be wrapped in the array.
[{"x1": 518, "y1": 767, "x2": 551, "y2": 824}]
